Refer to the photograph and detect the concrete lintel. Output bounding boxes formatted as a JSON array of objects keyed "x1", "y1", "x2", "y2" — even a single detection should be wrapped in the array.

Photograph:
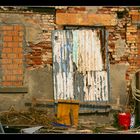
[{"x1": 56, "y1": 13, "x2": 117, "y2": 26}]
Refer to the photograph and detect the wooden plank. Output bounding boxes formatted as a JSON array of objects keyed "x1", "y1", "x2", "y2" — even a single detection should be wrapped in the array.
[{"x1": 57, "y1": 101, "x2": 79, "y2": 126}]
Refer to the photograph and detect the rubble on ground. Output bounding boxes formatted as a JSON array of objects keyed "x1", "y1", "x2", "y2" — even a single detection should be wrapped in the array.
[
  {"x1": 0, "y1": 107, "x2": 140, "y2": 133},
  {"x1": 0, "y1": 107, "x2": 57, "y2": 127}
]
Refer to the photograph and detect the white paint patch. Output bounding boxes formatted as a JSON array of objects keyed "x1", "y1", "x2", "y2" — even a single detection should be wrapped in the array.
[{"x1": 53, "y1": 30, "x2": 108, "y2": 101}]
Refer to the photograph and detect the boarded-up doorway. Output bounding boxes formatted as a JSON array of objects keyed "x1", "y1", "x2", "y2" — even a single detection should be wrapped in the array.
[{"x1": 52, "y1": 29, "x2": 110, "y2": 103}]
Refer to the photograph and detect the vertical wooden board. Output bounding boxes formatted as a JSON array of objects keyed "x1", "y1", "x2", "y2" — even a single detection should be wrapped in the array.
[
  {"x1": 64, "y1": 104, "x2": 71, "y2": 125},
  {"x1": 71, "y1": 104, "x2": 79, "y2": 126},
  {"x1": 57, "y1": 101, "x2": 79, "y2": 126},
  {"x1": 57, "y1": 103, "x2": 70, "y2": 125}
]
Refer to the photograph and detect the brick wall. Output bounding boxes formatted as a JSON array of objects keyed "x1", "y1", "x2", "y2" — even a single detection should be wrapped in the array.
[
  {"x1": 0, "y1": 10, "x2": 55, "y2": 111},
  {"x1": 91, "y1": 7, "x2": 140, "y2": 94},
  {"x1": 25, "y1": 14, "x2": 54, "y2": 69},
  {"x1": 56, "y1": 7, "x2": 117, "y2": 26},
  {"x1": 0, "y1": 12, "x2": 55, "y2": 70},
  {"x1": 0, "y1": 7, "x2": 139, "y2": 111},
  {"x1": 0, "y1": 12, "x2": 55, "y2": 87},
  {"x1": 0, "y1": 24, "x2": 24, "y2": 87},
  {"x1": 55, "y1": 6, "x2": 140, "y2": 107}
]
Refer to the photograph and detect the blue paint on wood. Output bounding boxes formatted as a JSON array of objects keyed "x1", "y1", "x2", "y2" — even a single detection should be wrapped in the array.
[{"x1": 72, "y1": 31, "x2": 78, "y2": 66}]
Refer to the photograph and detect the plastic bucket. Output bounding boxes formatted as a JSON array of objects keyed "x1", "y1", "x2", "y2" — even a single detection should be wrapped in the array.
[{"x1": 118, "y1": 113, "x2": 131, "y2": 130}]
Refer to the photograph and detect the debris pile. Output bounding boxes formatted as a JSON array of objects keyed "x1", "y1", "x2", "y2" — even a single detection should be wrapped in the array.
[{"x1": 0, "y1": 107, "x2": 57, "y2": 127}]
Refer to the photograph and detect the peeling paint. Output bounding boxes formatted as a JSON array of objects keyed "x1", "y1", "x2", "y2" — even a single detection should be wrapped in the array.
[{"x1": 53, "y1": 29, "x2": 108, "y2": 102}]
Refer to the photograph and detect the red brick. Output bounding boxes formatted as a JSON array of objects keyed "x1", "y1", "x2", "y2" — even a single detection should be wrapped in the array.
[
  {"x1": 32, "y1": 52, "x2": 42, "y2": 56},
  {"x1": 67, "y1": 7, "x2": 77, "y2": 13},
  {"x1": 4, "y1": 70, "x2": 13, "y2": 75},
  {"x1": 17, "y1": 54, "x2": 23, "y2": 59},
  {"x1": 127, "y1": 34, "x2": 137, "y2": 38},
  {"x1": 3, "y1": 31, "x2": 18, "y2": 36},
  {"x1": 12, "y1": 81, "x2": 23, "y2": 86},
  {"x1": 0, "y1": 43, "x2": 2, "y2": 47},
  {"x1": 2, "y1": 26, "x2": 13, "y2": 31},
  {"x1": 126, "y1": 74, "x2": 130, "y2": 80},
  {"x1": 7, "y1": 42, "x2": 19, "y2": 48},
  {"x1": 45, "y1": 60, "x2": 52, "y2": 65},
  {"x1": 11, "y1": 75, "x2": 17, "y2": 81},
  {"x1": 13, "y1": 69, "x2": 23, "y2": 75},
  {"x1": 25, "y1": 54, "x2": 31, "y2": 59},
  {"x1": 19, "y1": 42, "x2": 23, "y2": 47},
  {"x1": 28, "y1": 56, "x2": 41, "y2": 59},
  {"x1": 74, "y1": 7, "x2": 86, "y2": 11},
  {"x1": 32, "y1": 48, "x2": 41, "y2": 52},
  {"x1": 137, "y1": 49, "x2": 140, "y2": 54},
  {"x1": 129, "y1": 11, "x2": 139, "y2": 15},
  {"x1": 7, "y1": 42, "x2": 13, "y2": 47},
  {"x1": 2, "y1": 48, "x2": 12, "y2": 53},
  {"x1": 34, "y1": 61, "x2": 42, "y2": 65},
  {"x1": 1, "y1": 59, "x2": 12, "y2": 64},
  {"x1": 26, "y1": 60, "x2": 35, "y2": 65},
  {"x1": 13, "y1": 36, "x2": 23, "y2": 42},
  {"x1": 19, "y1": 37, "x2": 23, "y2": 42},
  {"x1": 130, "y1": 51, "x2": 138, "y2": 55},
  {"x1": 13, "y1": 36, "x2": 20, "y2": 42},
  {"x1": 32, "y1": 58, "x2": 42, "y2": 61},
  {"x1": 13, "y1": 48, "x2": 23, "y2": 53},
  {"x1": 7, "y1": 54, "x2": 17, "y2": 58},
  {"x1": 127, "y1": 37, "x2": 137, "y2": 41},
  {"x1": 2, "y1": 81, "x2": 13, "y2": 86},
  {"x1": 2, "y1": 64, "x2": 21, "y2": 69},
  {"x1": 14, "y1": 25, "x2": 23, "y2": 31},
  {"x1": 3, "y1": 36, "x2": 13, "y2": 41},
  {"x1": 14, "y1": 64, "x2": 23, "y2": 69},
  {"x1": 109, "y1": 42, "x2": 115, "y2": 49},
  {"x1": 13, "y1": 42, "x2": 20, "y2": 47},
  {"x1": 13, "y1": 59, "x2": 23, "y2": 64},
  {"x1": 1, "y1": 54, "x2": 7, "y2": 58},
  {"x1": 137, "y1": 60, "x2": 140, "y2": 65},
  {"x1": 132, "y1": 15, "x2": 140, "y2": 22},
  {"x1": 17, "y1": 75, "x2": 23, "y2": 81},
  {"x1": 19, "y1": 32, "x2": 24, "y2": 36},
  {"x1": 3, "y1": 75, "x2": 17, "y2": 81},
  {"x1": 3, "y1": 42, "x2": 8, "y2": 47},
  {"x1": 56, "y1": 9, "x2": 67, "y2": 13}
]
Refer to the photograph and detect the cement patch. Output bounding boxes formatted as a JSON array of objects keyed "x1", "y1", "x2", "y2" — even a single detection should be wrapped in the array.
[
  {"x1": 0, "y1": 65, "x2": 54, "y2": 111},
  {"x1": 110, "y1": 63, "x2": 129, "y2": 109},
  {"x1": 24, "y1": 65, "x2": 53, "y2": 100}
]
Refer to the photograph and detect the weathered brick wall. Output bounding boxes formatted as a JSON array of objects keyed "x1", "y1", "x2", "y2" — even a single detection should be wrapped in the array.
[
  {"x1": 25, "y1": 13, "x2": 54, "y2": 69},
  {"x1": 0, "y1": 25, "x2": 24, "y2": 87},
  {"x1": 0, "y1": 10, "x2": 55, "y2": 111},
  {"x1": 97, "y1": 7, "x2": 140, "y2": 93},
  {"x1": 55, "y1": 6, "x2": 140, "y2": 109},
  {"x1": 56, "y1": 7, "x2": 117, "y2": 26},
  {"x1": 0, "y1": 12, "x2": 55, "y2": 89},
  {"x1": 0, "y1": 7, "x2": 139, "y2": 112}
]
